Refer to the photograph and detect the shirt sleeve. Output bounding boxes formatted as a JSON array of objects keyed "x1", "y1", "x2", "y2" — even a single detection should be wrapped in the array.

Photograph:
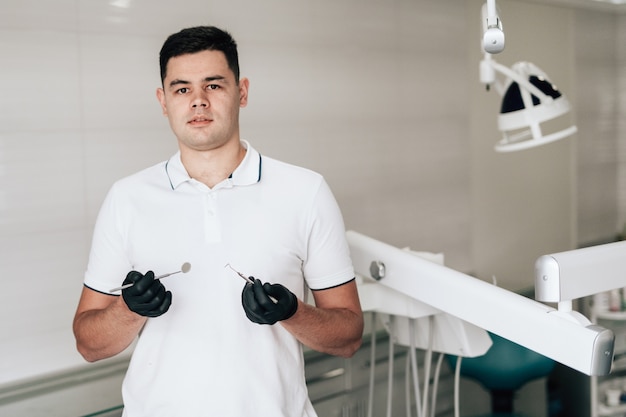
[
  {"x1": 302, "y1": 178, "x2": 355, "y2": 291},
  {"x1": 83, "y1": 183, "x2": 133, "y2": 294}
]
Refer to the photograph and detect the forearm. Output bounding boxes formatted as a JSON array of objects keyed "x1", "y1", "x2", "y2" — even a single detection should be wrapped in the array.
[
  {"x1": 73, "y1": 295, "x2": 146, "y2": 362},
  {"x1": 281, "y1": 299, "x2": 364, "y2": 358}
]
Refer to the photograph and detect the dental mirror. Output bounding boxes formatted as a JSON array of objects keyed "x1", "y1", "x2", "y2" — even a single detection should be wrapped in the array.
[{"x1": 110, "y1": 262, "x2": 191, "y2": 292}]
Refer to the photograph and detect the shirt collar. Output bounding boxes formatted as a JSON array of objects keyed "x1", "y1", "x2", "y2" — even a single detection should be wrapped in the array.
[{"x1": 165, "y1": 140, "x2": 262, "y2": 190}]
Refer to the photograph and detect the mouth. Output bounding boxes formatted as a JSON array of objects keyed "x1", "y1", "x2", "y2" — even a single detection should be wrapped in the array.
[{"x1": 188, "y1": 115, "x2": 212, "y2": 126}]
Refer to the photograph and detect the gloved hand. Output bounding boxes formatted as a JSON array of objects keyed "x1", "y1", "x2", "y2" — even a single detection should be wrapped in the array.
[
  {"x1": 241, "y1": 278, "x2": 298, "y2": 325},
  {"x1": 121, "y1": 270, "x2": 172, "y2": 317}
]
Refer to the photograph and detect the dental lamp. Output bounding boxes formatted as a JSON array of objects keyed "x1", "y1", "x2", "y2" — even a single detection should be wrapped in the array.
[
  {"x1": 348, "y1": 230, "x2": 614, "y2": 376},
  {"x1": 480, "y1": 1, "x2": 578, "y2": 152}
]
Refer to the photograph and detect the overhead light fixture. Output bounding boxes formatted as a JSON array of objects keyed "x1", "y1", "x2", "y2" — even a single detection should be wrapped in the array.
[{"x1": 480, "y1": 1, "x2": 578, "y2": 152}]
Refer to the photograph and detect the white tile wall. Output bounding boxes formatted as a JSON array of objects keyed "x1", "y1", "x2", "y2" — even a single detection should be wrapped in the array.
[
  {"x1": 574, "y1": 10, "x2": 620, "y2": 244},
  {"x1": 0, "y1": 0, "x2": 623, "y2": 403},
  {"x1": 617, "y1": 16, "x2": 626, "y2": 233}
]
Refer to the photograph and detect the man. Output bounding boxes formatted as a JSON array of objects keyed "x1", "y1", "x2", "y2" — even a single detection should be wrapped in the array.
[{"x1": 72, "y1": 26, "x2": 363, "y2": 416}]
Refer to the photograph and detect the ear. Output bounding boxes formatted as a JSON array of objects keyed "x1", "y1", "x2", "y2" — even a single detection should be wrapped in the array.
[
  {"x1": 156, "y1": 88, "x2": 168, "y2": 116},
  {"x1": 239, "y1": 77, "x2": 249, "y2": 108}
]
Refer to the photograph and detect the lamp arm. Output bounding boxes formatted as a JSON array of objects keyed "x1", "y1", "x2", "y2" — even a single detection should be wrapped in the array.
[
  {"x1": 485, "y1": 0, "x2": 498, "y2": 29},
  {"x1": 481, "y1": 1, "x2": 505, "y2": 54}
]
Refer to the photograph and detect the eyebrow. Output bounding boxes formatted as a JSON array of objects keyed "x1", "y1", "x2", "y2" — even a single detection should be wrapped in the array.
[{"x1": 168, "y1": 76, "x2": 227, "y2": 88}]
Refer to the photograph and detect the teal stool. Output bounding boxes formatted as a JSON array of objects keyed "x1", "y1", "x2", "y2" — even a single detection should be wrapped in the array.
[{"x1": 448, "y1": 333, "x2": 555, "y2": 416}]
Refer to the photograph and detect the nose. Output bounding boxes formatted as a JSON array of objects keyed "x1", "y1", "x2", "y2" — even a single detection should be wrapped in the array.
[{"x1": 191, "y1": 92, "x2": 209, "y2": 109}]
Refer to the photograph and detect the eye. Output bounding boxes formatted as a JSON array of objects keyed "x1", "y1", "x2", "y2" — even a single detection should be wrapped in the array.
[
  {"x1": 176, "y1": 87, "x2": 189, "y2": 94},
  {"x1": 206, "y1": 84, "x2": 220, "y2": 91}
]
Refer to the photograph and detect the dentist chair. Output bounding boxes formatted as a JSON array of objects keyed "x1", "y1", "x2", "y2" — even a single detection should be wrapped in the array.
[{"x1": 448, "y1": 332, "x2": 555, "y2": 416}]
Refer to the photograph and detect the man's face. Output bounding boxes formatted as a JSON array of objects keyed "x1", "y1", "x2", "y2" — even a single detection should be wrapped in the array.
[{"x1": 156, "y1": 50, "x2": 248, "y2": 152}]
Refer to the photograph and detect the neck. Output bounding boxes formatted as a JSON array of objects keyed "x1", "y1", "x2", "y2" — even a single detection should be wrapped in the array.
[{"x1": 180, "y1": 140, "x2": 246, "y2": 188}]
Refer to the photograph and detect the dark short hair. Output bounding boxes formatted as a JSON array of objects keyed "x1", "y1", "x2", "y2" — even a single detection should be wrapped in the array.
[{"x1": 159, "y1": 26, "x2": 240, "y2": 84}]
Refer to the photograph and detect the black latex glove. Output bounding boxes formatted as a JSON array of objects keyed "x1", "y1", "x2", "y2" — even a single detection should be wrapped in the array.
[
  {"x1": 121, "y1": 270, "x2": 172, "y2": 317},
  {"x1": 241, "y1": 278, "x2": 298, "y2": 325}
]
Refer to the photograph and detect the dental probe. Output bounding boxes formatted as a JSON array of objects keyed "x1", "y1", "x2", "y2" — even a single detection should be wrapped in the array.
[
  {"x1": 224, "y1": 263, "x2": 278, "y2": 303},
  {"x1": 110, "y1": 262, "x2": 192, "y2": 292},
  {"x1": 224, "y1": 263, "x2": 254, "y2": 284}
]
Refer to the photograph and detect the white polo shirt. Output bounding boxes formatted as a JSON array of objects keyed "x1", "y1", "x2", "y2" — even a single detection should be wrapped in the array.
[{"x1": 84, "y1": 141, "x2": 355, "y2": 417}]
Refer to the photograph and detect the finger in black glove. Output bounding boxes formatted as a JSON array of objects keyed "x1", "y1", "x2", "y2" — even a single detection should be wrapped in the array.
[
  {"x1": 241, "y1": 278, "x2": 298, "y2": 325},
  {"x1": 121, "y1": 270, "x2": 172, "y2": 318}
]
